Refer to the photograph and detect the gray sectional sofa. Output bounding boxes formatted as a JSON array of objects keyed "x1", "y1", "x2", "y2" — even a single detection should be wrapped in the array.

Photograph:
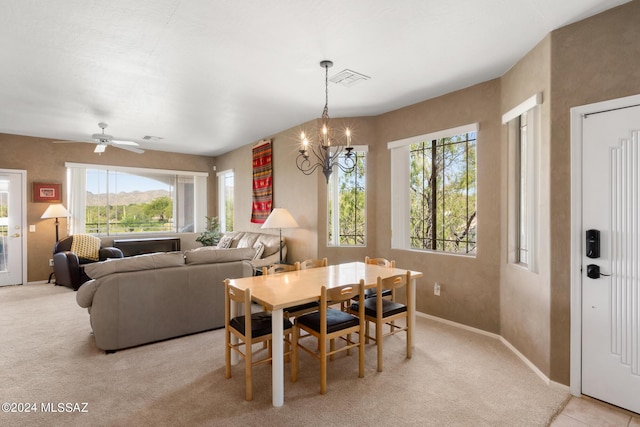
[
  {"x1": 75, "y1": 231, "x2": 287, "y2": 352},
  {"x1": 76, "y1": 248, "x2": 256, "y2": 351}
]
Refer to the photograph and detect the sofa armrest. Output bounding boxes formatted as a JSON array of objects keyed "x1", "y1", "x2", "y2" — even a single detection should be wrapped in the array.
[
  {"x1": 53, "y1": 251, "x2": 82, "y2": 290},
  {"x1": 99, "y1": 247, "x2": 124, "y2": 260},
  {"x1": 251, "y1": 245, "x2": 287, "y2": 269},
  {"x1": 76, "y1": 279, "x2": 98, "y2": 308}
]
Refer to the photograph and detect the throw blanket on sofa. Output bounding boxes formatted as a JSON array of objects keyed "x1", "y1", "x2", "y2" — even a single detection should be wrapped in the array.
[
  {"x1": 71, "y1": 234, "x2": 101, "y2": 261},
  {"x1": 251, "y1": 139, "x2": 272, "y2": 224}
]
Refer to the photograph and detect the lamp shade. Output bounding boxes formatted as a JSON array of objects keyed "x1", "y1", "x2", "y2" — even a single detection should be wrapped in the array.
[
  {"x1": 261, "y1": 208, "x2": 299, "y2": 229},
  {"x1": 41, "y1": 204, "x2": 70, "y2": 219}
]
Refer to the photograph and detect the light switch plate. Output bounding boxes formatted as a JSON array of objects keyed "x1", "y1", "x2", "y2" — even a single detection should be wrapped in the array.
[{"x1": 29, "y1": 225, "x2": 36, "y2": 232}]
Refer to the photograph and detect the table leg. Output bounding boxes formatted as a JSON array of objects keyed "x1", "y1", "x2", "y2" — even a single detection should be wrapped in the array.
[
  {"x1": 409, "y1": 278, "x2": 417, "y2": 349},
  {"x1": 272, "y1": 308, "x2": 284, "y2": 407}
]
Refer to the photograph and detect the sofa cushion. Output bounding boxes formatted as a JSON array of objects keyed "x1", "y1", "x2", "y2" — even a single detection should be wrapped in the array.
[
  {"x1": 220, "y1": 231, "x2": 243, "y2": 248},
  {"x1": 217, "y1": 231, "x2": 285, "y2": 259},
  {"x1": 184, "y1": 247, "x2": 257, "y2": 265},
  {"x1": 236, "y1": 233, "x2": 259, "y2": 249},
  {"x1": 252, "y1": 242, "x2": 265, "y2": 261},
  {"x1": 255, "y1": 234, "x2": 284, "y2": 258},
  {"x1": 84, "y1": 252, "x2": 185, "y2": 279},
  {"x1": 216, "y1": 235, "x2": 233, "y2": 249}
]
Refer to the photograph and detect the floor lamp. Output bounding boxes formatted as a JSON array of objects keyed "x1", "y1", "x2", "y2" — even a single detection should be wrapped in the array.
[
  {"x1": 41, "y1": 204, "x2": 70, "y2": 283},
  {"x1": 41, "y1": 203, "x2": 70, "y2": 242},
  {"x1": 261, "y1": 208, "x2": 299, "y2": 264}
]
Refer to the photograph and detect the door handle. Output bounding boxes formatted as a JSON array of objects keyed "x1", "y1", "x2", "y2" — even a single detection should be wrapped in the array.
[
  {"x1": 10, "y1": 233, "x2": 20, "y2": 238},
  {"x1": 586, "y1": 264, "x2": 611, "y2": 279}
]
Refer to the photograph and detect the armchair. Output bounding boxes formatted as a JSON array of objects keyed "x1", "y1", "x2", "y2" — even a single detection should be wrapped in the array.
[{"x1": 52, "y1": 235, "x2": 123, "y2": 290}]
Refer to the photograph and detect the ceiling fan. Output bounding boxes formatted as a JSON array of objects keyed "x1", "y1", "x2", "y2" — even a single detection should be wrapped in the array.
[{"x1": 53, "y1": 122, "x2": 145, "y2": 154}]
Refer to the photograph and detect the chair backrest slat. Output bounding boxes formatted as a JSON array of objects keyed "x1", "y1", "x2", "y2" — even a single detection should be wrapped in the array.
[
  {"x1": 262, "y1": 262, "x2": 300, "y2": 275},
  {"x1": 365, "y1": 256, "x2": 396, "y2": 268},
  {"x1": 299, "y1": 257, "x2": 328, "y2": 270},
  {"x1": 324, "y1": 282, "x2": 362, "y2": 304},
  {"x1": 379, "y1": 272, "x2": 409, "y2": 291}
]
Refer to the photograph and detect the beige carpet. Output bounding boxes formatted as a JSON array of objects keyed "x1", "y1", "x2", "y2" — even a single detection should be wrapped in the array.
[{"x1": 0, "y1": 283, "x2": 569, "y2": 426}]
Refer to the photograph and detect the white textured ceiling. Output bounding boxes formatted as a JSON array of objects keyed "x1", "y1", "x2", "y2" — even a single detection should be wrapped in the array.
[{"x1": 0, "y1": 0, "x2": 631, "y2": 156}]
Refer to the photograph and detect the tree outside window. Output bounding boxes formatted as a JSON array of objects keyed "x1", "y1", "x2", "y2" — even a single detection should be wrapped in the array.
[
  {"x1": 409, "y1": 132, "x2": 476, "y2": 254},
  {"x1": 328, "y1": 149, "x2": 366, "y2": 246}
]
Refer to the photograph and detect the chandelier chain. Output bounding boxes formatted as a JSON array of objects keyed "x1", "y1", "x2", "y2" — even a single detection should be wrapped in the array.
[{"x1": 322, "y1": 62, "x2": 329, "y2": 120}]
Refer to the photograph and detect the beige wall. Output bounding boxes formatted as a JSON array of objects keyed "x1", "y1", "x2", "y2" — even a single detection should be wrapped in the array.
[
  {"x1": 0, "y1": 134, "x2": 215, "y2": 282},
  {"x1": 219, "y1": 79, "x2": 503, "y2": 335},
  {"x1": 500, "y1": 36, "x2": 552, "y2": 376},
  {"x1": 548, "y1": 0, "x2": 640, "y2": 384},
  {"x1": 375, "y1": 80, "x2": 502, "y2": 333}
]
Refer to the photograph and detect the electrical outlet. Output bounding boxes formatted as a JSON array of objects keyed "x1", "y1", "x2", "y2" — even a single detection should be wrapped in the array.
[
  {"x1": 49, "y1": 259, "x2": 54, "y2": 267},
  {"x1": 434, "y1": 282, "x2": 441, "y2": 296}
]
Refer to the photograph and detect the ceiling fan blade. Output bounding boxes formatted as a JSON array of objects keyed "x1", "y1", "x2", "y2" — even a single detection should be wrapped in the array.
[
  {"x1": 114, "y1": 144, "x2": 145, "y2": 154},
  {"x1": 52, "y1": 139, "x2": 93, "y2": 144},
  {"x1": 110, "y1": 139, "x2": 140, "y2": 147}
]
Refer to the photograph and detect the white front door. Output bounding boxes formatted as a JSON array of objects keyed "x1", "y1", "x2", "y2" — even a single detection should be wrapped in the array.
[
  {"x1": 581, "y1": 105, "x2": 640, "y2": 413},
  {"x1": 0, "y1": 170, "x2": 26, "y2": 286}
]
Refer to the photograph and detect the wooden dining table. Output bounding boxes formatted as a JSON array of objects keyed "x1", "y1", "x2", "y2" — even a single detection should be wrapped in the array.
[{"x1": 226, "y1": 261, "x2": 423, "y2": 407}]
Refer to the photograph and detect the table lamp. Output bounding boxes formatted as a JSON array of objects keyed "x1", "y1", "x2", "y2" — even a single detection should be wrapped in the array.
[{"x1": 261, "y1": 208, "x2": 298, "y2": 264}]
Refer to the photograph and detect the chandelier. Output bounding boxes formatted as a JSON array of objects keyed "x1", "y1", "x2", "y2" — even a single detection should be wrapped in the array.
[{"x1": 296, "y1": 60, "x2": 356, "y2": 183}]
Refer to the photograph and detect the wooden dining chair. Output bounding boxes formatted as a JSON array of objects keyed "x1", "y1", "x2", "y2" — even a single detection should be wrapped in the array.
[
  {"x1": 340, "y1": 255, "x2": 396, "y2": 312},
  {"x1": 298, "y1": 257, "x2": 328, "y2": 270},
  {"x1": 262, "y1": 261, "x2": 319, "y2": 319},
  {"x1": 363, "y1": 256, "x2": 395, "y2": 299},
  {"x1": 224, "y1": 279, "x2": 293, "y2": 401},
  {"x1": 262, "y1": 262, "x2": 300, "y2": 275},
  {"x1": 284, "y1": 258, "x2": 329, "y2": 317},
  {"x1": 364, "y1": 256, "x2": 396, "y2": 268},
  {"x1": 348, "y1": 271, "x2": 412, "y2": 372},
  {"x1": 291, "y1": 280, "x2": 366, "y2": 394}
]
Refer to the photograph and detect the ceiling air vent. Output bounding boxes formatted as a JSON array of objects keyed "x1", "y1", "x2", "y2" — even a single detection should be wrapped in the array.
[
  {"x1": 329, "y1": 69, "x2": 370, "y2": 87},
  {"x1": 142, "y1": 135, "x2": 164, "y2": 142}
]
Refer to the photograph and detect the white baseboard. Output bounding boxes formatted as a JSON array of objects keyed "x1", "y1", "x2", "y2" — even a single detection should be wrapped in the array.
[{"x1": 417, "y1": 312, "x2": 568, "y2": 390}]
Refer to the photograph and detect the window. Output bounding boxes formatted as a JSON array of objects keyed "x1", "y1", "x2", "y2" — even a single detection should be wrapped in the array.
[
  {"x1": 517, "y1": 113, "x2": 529, "y2": 264},
  {"x1": 66, "y1": 163, "x2": 208, "y2": 235},
  {"x1": 502, "y1": 93, "x2": 541, "y2": 271},
  {"x1": 327, "y1": 147, "x2": 367, "y2": 246},
  {"x1": 389, "y1": 123, "x2": 478, "y2": 255},
  {"x1": 217, "y1": 169, "x2": 234, "y2": 232}
]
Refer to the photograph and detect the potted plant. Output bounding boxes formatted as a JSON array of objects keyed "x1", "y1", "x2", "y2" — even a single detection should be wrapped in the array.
[{"x1": 196, "y1": 216, "x2": 222, "y2": 247}]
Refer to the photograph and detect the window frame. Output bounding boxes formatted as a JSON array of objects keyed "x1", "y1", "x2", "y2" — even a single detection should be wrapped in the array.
[
  {"x1": 327, "y1": 145, "x2": 368, "y2": 247},
  {"x1": 388, "y1": 123, "x2": 478, "y2": 255},
  {"x1": 217, "y1": 169, "x2": 234, "y2": 233},
  {"x1": 65, "y1": 162, "x2": 208, "y2": 236},
  {"x1": 502, "y1": 93, "x2": 541, "y2": 272}
]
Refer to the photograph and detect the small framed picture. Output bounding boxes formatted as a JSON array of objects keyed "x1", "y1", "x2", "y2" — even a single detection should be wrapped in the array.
[{"x1": 33, "y1": 183, "x2": 62, "y2": 203}]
